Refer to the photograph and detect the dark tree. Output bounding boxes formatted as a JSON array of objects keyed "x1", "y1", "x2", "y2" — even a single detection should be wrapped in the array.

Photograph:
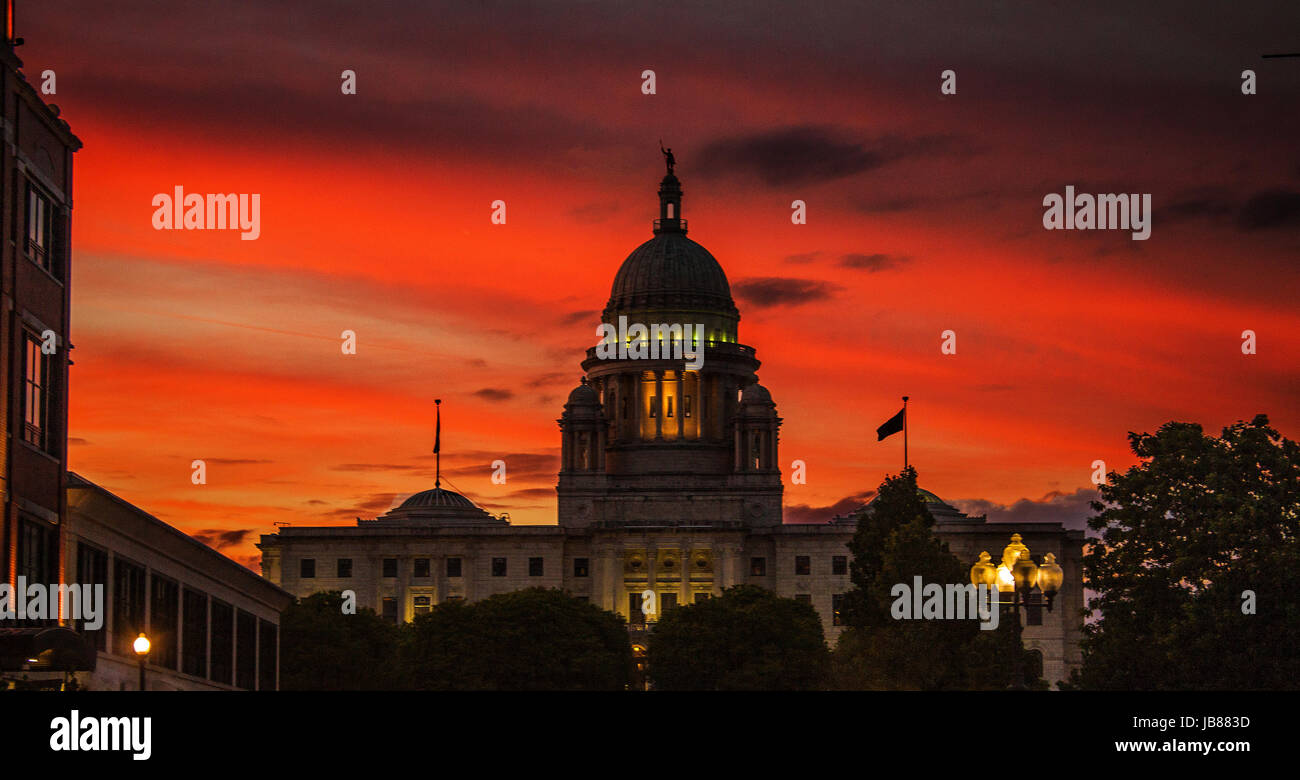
[
  {"x1": 400, "y1": 588, "x2": 633, "y2": 690},
  {"x1": 280, "y1": 591, "x2": 404, "y2": 690},
  {"x1": 1071, "y1": 415, "x2": 1300, "y2": 690},
  {"x1": 646, "y1": 585, "x2": 830, "y2": 690},
  {"x1": 834, "y1": 467, "x2": 1040, "y2": 690}
]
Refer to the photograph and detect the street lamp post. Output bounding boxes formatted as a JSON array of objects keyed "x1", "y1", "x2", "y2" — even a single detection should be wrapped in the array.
[
  {"x1": 969, "y1": 534, "x2": 1064, "y2": 688},
  {"x1": 133, "y1": 633, "x2": 151, "y2": 692}
]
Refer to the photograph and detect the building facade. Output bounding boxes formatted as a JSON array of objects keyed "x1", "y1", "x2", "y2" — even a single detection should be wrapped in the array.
[
  {"x1": 0, "y1": 20, "x2": 79, "y2": 616},
  {"x1": 259, "y1": 168, "x2": 1085, "y2": 685},
  {"x1": 64, "y1": 473, "x2": 293, "y2": 690}
]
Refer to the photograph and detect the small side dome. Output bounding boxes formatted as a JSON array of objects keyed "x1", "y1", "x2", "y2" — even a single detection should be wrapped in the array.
[
  {"x1": 566, "y1": 378, "x2": 601, "y2": 406},
  {"x1": 740, "y1": 383, "x2": 773, "y2": 405},
  {"x1": 398, "y1": 486, "x2": 475, "y2": 510}
]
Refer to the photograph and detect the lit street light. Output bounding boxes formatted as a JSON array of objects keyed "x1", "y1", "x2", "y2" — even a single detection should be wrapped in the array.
[{"x1": 133, "y1": 633, "x2": 151, "y2": 692}]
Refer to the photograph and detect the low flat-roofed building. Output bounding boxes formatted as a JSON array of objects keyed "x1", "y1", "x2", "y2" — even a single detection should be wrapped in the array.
[{"x1": 65, "y1": 472, "x2": 293, "y2": 690}]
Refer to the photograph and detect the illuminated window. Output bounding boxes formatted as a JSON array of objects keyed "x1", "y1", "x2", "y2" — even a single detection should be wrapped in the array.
[
  {"x1": 113, "y1": 558, "x2": 146, "y2": 653},
  {"x1": 795, "y1": 556, "x2": 810, "y2": 576},
  {"x1": 666, "y1": 396, "x2": 674, "y2": 417},
  {"x1": 413, "y1": 596, "x2": 432, "y2": 616},
  {"x1": 832, "y1": 593, "x2": 846, "y2": 626},
  {"x1": 684, "y1": 395, "x2": 692, "y2": 418},
  {"x1": 23, "y1": 333, "x2": 52, "y2": 450},
  {"x1": 649, "y1": 396, "x2": 658, "y2": 418},
  {"x1": 573, "y1": 558, "x2": 589, "y2": 577},
  {"x1": 750, "y1": 557, "x2": 766, "y2": 577}
]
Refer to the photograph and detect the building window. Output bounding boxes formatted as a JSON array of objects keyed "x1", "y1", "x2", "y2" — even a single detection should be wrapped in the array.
[
  {"x1": 660, "y1": 593, "x2": 678, "y2": 613},
  {"x1": 382, "y1": 558, "x2": 398, "y2": 578},
  {"x1": 337, "y1": 558, "x2": 353, "y2": 578},
  {"x1": 794, "y1": 594, "x2": 812, "y2": 605},
  {"x1": 446, "y1": 557, "x2": 462, "y2": 578},
  {"x1": 26, "y1": 183, "x2": 53, "y2": 272},
  {"x1": 628, "y1": 593, "x2": 645, "y2": 625},
  {"x1": 413, "y1": 558, "x2": 431, "y2": 578},
  {"x1": 529, "y1": 557, "x2": 544, "y2": 577},
  {"x1": 412, "y1": 596, "x2": 432, "y2": 616},
  {"x1": 77, "y1": 543, "x2": 109, "y2": 650},
  {"x1": 684, "y1": 395, "x2": 692, "y2": 418},
  {"x1": 17, "y1": 518, "x2": 57, "y2": 584},
  {"x1": 832, "y1": 593, "x2": 846, "y2": 626},
  {"x1": 300, "y1": 558, "x2": 315, "y2": 579},
  {"x1": 149, "y1": 575, "x2": 179, "y2": 669},
  {"x1": 832, "y1": 556, "x2": 848, "y2": 576},
  {"x1": 573, "y1": 558, "x2": 589, "y2": 577},
  {"x1": 492, "y1": 557, "x2": 507, "y2": 577},
  {"x1": 258, "y1": 620, "x2": 277, "y2": 691},
  {"x1": 649, "y1": 396, "x2": 658, "y2": 417},
  {"x1": 666, "y1": 396, "x2": 674, "y2": 417},
  {"x1": 112, "y1": 559, "x2": 146, "y2": 656},
  {"x1": 182, "y1": 588, "x2": 209, "y2": 678},
  {"x1": 210, "y1": 600, "x2": 234, "y2": 686},
  {"x1": 23, "y1": 333, "x2": 54, "y2": 451},
  {"x1": 382, "y1": 597, "x2": 398, "y2": 624},
  {"x1": 1026, "y1": 592, "x2": 1043, "y2": 626},
  {"x1": 236, "y1": 610, "x2": 257, "y2": 690},
  {"x1": 750, "y1": 557, "x2": 766, "y2": 577},
  {"x1": 795, "y1": 556, "x2": 811, "y2": 575},
  {"x1": 694, "y1": 592, "x2": 711, "y2": 603}
]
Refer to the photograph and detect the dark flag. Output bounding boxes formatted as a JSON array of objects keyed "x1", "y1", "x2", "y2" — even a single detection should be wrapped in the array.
[
  {"x1": 876, "y1": 407, "x2": 905, "y2": 441},
  {"x1": 434, "y1": 399, "x2": 442, "y2": 454}
]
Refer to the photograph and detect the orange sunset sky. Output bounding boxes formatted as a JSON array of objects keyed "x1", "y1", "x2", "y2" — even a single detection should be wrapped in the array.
[{"x1": 22, "y1": 2, "x2": 1300, "y2": 569}]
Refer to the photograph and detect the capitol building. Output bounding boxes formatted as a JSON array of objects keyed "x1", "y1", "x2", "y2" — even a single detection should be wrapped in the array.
[{"x1": 258, "y1": 165, "x2": 1084, "y2": 685}]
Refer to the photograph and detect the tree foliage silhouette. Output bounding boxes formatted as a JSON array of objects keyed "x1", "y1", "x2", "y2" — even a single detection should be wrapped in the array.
[{"x1": 1070, "y1": 415, "x2": 1300, "y2": 690}]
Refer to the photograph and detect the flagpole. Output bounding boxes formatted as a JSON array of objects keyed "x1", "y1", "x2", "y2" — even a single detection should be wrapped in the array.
[
  {"x1": 435, "y1": 398, "x2": 442, "y2": 488},
  {"x1": 902, "y1": 396, "x2": 909, "y2": 471}
]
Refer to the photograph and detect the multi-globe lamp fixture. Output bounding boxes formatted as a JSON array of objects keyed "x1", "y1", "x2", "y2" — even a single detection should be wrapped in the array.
[{"x1": 969, "y1": 534, "x2": 1064, "y2": 611}]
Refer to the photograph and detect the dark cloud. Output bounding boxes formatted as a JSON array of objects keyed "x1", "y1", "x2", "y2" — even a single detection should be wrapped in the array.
[
  {"x1": 68, "y1": 437, "x2": 90, "y2": 446},
  {"x1": 436, "y1": 451, "x2": 561, "y2": 480},
  {"x1": 191, "y1": 528, "x2": 251, "y2": 550},
  {"x1": 330, "y1": 463, "x2": 421, "y2": 472},
  {"x1": 527, "y1": 371, "x2": 571, "y2": 387},
  {"x1": 313, "y1": 493, "x2": 402, "y2": 521},
  {"x1": 557, "y1": 310, "x2": 598, "y2": 326},
  {"x1": 204, "y1": 458, "x2": 273, "y2": 465},
  {"x1": 698, "y1": 127, "x2": 942, "y2": 186},
  {"x1": 840, "y1": 253, "x2": 909, "y2": 272},
  {"x1": 473, "y1": 388, "x2": 515, "y2": 402},
  {"x1": 1236, "y1": 189, "x2": 1300, "y2": 231},
  {"x1": 949, "y1": 488, "x2": 1098, "y2": 532},
  {"x1": 568, "y1": 201, "x2": 621, "y2": 223},
  {"x1": 731, "y1": 277, "x2": 840, "y2": 308},
  {"x1": 784, "y1": 490, "x2": 876, "y2": 524},
  {"x1": 784, "y1": 252, "x2": 821, "y2": 264}
]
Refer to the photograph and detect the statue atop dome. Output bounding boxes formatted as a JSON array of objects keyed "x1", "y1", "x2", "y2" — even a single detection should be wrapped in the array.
[{"x1": 659, "y1": 140, "x2": 675, "y2": 175}]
